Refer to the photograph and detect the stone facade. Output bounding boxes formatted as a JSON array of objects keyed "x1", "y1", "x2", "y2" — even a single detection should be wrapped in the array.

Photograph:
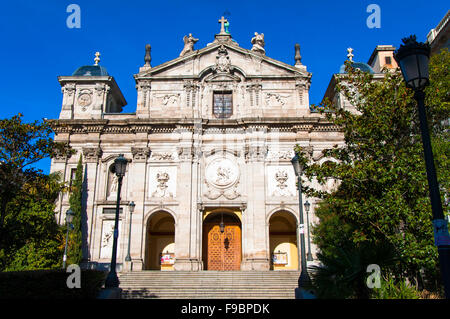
[{"x1": 50, "y1": 20, "x2": 345, "y2": 272}]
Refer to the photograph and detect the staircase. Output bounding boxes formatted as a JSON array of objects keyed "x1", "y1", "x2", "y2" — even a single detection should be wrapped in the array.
[{"x1": 119, "y1": 271, "x2": 300, "y2": 299}]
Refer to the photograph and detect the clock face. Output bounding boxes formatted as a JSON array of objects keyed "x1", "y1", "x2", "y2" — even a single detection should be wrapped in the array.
[
  {"x1": 205, "y1": 157, "x2": 239, "y2": 189},
  {"x1": 78, "y1": 93, "x2": 92, "y2": 109}
]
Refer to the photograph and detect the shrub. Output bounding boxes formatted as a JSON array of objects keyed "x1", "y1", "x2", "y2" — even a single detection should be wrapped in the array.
[{"x1": 370, "y1": 275, "x2": 421, "y2": 299}]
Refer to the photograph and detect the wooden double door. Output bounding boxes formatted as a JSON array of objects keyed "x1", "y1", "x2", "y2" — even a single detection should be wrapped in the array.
[{"x1": 203, "y1": 215, "x2": 241, "y2": 271}]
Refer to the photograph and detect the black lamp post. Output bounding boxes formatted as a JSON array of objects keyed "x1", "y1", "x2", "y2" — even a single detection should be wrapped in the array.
[
  {"x1": 125, "y1": 201, "x2": 135, "y2": 262},
  {"x1": 105, "y1": 154, "x2": 128, "y2": 288},
  {"x1": 291, "y1": 154, "x2": 314, "y2": 298},
  {"x1": 395, "y1": 35, "x2": 450, "y2": 299},
  {"x1": 304, "y1": 200, "x2": 313, "y2": 262},
  {"x1": 62, "y1": 209, "x2": 75, "y2": 269}
]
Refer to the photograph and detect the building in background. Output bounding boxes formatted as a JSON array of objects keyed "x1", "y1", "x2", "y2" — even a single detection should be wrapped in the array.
[{"x1": 427, "y1": 10, "x2": 449, "y2": 55}]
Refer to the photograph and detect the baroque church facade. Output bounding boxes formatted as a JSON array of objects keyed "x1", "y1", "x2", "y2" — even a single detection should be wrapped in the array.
[{"x1": 50, "y1": 18, "x2": 389, "y2": 272}]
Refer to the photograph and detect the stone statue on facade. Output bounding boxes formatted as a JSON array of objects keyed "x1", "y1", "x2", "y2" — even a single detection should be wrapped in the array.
[
  {"x1": 107, "y1": 173, "x2": 118, "y2": 199},
  {"x1": 251, "y1": 32, "x2": 265, "y2": 55},
  {"x1": 180, "y1": 33, "x2": 199, "y2": 56}
]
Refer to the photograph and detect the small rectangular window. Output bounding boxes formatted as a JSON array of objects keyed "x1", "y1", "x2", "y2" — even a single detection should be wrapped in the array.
[
  {"x1": 213, "y1": 91, "x2": 232, "y2": 118},
  {"x1": 385, "y1": 56, "x2": 392, "y2": 65}
]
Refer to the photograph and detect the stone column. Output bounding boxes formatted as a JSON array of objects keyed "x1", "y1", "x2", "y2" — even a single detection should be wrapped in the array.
[
  {"x1": 127, "y1": 146, "x2": 150, "y2": 271},
  {"x1": 173, "y1": 138, "x2": 197, "y2": 271},
  {"x1": 82, "y1": 146, "x2": 102, "y2": 268},
  {"x1": 243, "y1": 136, "x2": 270, "y2": 271}
]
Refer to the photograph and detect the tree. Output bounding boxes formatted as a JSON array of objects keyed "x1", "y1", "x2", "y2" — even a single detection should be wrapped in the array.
[
  {"x1": 67, "y1": 155, "x2": 83, "y2": 265},
  {"x1": 0, "y1": 114, "x2": 71, "y2": 271},
  {"x1": 0, "y1": 114, "x2": 69, "y2": 244},
  {"x1": 1, "y1": 172, "x2": 66, "y2": 271},
  {"x1": 297, "y1": 48, "x2": 449, "y2": 297}
]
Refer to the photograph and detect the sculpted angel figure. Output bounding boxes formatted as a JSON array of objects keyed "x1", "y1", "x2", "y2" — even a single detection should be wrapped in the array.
[
  {"x1": 179, "y1": 33, "x2": 199, "y2": 56},
  {"x1": 251, "y1": 32, "x2": 265, "y2": 55}
]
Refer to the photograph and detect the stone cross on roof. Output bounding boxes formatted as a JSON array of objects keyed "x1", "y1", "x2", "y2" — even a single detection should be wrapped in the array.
[
  {"x1": 94, "y1": 52, "x2": 101, "y2": 65},
  {"x1": 218, "y1": 16, "x2": 228, "y2": 34},
  {"x1": 347, "y1": 48, "x2": 354, "y2": 62}
]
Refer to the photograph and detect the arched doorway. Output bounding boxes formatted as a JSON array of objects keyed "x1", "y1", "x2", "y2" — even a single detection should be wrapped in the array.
[
  {"x1": 269, "y1": 211, "x2": 298, "y2": 270},
  {"x1": 144, "y1": 211, "x2": 175, "y2": 270},
  {"x1": 202, "y1": 211, "x2": 241, "y2": 271}
]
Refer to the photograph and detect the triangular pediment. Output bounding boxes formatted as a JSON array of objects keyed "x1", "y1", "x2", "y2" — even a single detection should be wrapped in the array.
[{"x1": 135, "y1": 41, "x2": 310, "y2": 80}]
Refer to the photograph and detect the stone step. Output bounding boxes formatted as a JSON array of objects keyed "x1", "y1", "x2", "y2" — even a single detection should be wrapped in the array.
[
  {"x1": 119, "y1": 271, "x2": 299, "y2": 299},
  {"x1": 122, "y1": 292, "x2": 296, "y2": 298},
  {"x1": 119, "y1": 273, "x2": 300, "y2": 278}
]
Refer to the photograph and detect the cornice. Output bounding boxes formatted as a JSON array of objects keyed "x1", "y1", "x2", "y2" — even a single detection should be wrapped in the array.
[{"x1": 50, "y1": 117, "x2": 341, "y2": 135}]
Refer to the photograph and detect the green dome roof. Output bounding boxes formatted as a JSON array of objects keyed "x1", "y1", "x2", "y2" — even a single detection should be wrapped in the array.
[
  {"x1": 339, "y1": 62, "x2": 374, "y2": 74},
  {"x1": 72, "y1": 65, "x2": 109, "y2": 76}
]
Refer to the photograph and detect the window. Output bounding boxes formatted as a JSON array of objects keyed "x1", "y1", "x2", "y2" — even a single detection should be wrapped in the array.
[
  {"x1": 385, "y1": 56, "x2": 392, "y2": 65},
  {"x1": 213, "y1": 91, "x2": 232, "y2": 118}
]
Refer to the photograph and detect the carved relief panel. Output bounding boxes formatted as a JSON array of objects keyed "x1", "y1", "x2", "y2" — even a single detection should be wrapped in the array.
[
  {"x1": 76, "y1": 89, "x2": 93, "y2": 112},
  {"x1": 148, "y1": 166, "x2": 177, "y2": 199},
  {"x1": 100, "y1": 219, "x2": 121, "y2": 259},
  {"x1": 264, "y1": 92, "x2": 291, "y2": 107},
  {"x1": 204, "y1": 155, "x2": 241, "y2": 200},
  {"x1": 266, "y1": 165, "x2": 296, "y2": 198}
]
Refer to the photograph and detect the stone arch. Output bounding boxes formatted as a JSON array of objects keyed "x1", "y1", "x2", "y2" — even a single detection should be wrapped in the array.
[
  {"x1": 266, "y1": 206, "x2": 299, "y2": 226},
  {"x1": 202, "y1": 210, "x2": 242, "y2": 271},
  {"x1": 198, "y1": 65, "x2": 247, "y2": 82},
  {"x1": 144, "y1": 207, "x2": 178, "y2": 227},
  {"x1": 144, "y1": 209, "x2": 176, "y2": 270},
  {"x1": 268, "y1": 210, "x2": 299, "y2": 271}
]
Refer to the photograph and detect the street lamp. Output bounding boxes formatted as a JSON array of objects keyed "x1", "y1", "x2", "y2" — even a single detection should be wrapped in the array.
[
  {"x1": 219, "y1": 212, "x2": 225, "y2": 233},
  {"x1": 105, "y1": 154, "x2": 128, "y2": 288},
  {"x1": 304, "y1": 200, "x2": 313, "y2": 262},
  {"x1": 62, "y1": 209, "x2": 75, "y2": 269},
  {"x1": 291, "y1": 154, "x2": 314, "y2": 299},
  {"x1": 395, "y1": 35, "x2": 450, "y2": 299},
  {"x1": 125, "y1": 201, "x2": 135, "y2": 262}
]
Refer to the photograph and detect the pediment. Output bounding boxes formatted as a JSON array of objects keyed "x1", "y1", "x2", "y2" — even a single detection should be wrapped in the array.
[
  {"x1": 202, "y1": 71, "x2": 242, "y2": 83},
  {"x1": 135, "y1": 42, "x2": 310, "y2": 80}
]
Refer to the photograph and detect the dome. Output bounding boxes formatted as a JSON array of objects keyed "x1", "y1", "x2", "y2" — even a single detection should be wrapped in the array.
[
  {"x1": 339, "y1": 62, "x2": 374, "y2": 74},
  {"x1": 72, "y1": 65, "x2": 109, "y2": 76}
]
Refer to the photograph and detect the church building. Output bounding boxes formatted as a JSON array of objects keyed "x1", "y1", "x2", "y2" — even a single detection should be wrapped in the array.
[{"x1": 50, "y1": 17, "x2": 388, "y2": 272}]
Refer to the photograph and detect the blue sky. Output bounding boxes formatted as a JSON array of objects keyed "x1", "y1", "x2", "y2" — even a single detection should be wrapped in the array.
[{"x1": 0, "y1": 0, "x2": 448, "y2": 173}]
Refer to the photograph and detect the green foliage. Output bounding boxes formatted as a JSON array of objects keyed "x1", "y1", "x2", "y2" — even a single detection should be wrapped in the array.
[
  {"x1": 370, "y1": 275, "x2": 421, "y2": 299},
  {"x1": 297, "y1": 49, "x2": 449, "y2": 298},
  {"x1": 308, "y1": 233, "x2": 397, "y2": 299},
  {"x1": 0, "y1": 114, "x2": 71, "y2": 271},
  {"x1": 0, "y1": 114, "x2": 70, "y2": 227},
  {"x1": 1, "y1": 173, "x2": 66, "y2": 271},
  {"x1": 5, "y1": 241, "x2": 63, "y2": 272},
  {"x1": 0, "y1": 269, "x2": 107, "y2": 299},
  {"x1": 67, "y1": 155, "x2": 83, "y2": 265}
]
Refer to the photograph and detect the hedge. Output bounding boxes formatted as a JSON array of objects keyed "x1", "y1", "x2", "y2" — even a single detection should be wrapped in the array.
[{"x1": 0, "y1": 269, "x2": 107, "y2": 299}]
